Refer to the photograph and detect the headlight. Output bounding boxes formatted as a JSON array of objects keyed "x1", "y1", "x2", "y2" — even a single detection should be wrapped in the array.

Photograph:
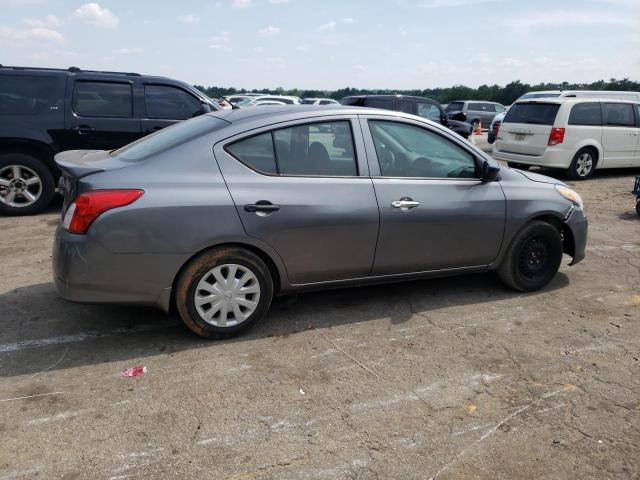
[{"x1": 555, "y1": 185, "x2": 583, "y2": 210}]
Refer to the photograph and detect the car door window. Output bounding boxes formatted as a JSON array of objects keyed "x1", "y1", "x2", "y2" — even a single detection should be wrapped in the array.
[
  {"x1": 484, "y1": 103, "x2": 496, "y2": 113},
  {"x1": 495, "y1": 104, "x2": 506, "y2": 113},
  {"x1": 468, "y1": 102, "x2": 483, "y2": 111},
  {"x1": 145, "y1": 85, "x2": 202, "y2": 120},
  {"x1": 568, "y1": 102, "x2": 602, "y2": 125},
  {"x1": 368, "y1": 120, "x2": 477, "y2": 179},
  {"x1": 399, "y1": 101, "x2": 414, "y2": 113},
  {"x1": 602, "y1": 103, "x2": 636, "y2": 127},
  {"x1": 227, "y1": 121, "x2": 358, "y2": 177},
  {"x1": 366, "y1": 99, "x2": 394, "y2": 110},
  {"x1": 416, "y1": 103, "x2": 441, "y2": 121},
  {"x1": 73, "y1": 81, "x2": 132, "y2": 118}
]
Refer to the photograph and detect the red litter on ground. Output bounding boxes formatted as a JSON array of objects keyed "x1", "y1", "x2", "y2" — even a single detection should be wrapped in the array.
[{"x1": 123, "y1": 365, "x2": 147, "y2": 378}]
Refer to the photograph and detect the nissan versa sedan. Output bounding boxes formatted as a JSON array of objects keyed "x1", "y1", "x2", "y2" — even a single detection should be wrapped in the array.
[{"x1": 53, "y1": 106, "x2": 588, "y2": 339}]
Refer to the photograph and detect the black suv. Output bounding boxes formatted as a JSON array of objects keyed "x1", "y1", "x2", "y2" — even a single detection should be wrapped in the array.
[
  {"x1": 340, "y1": 95, "x2": 473, "y2": 139},
  {"x1": 0, "y1": 65, "x2": 220, "y2": 215}
]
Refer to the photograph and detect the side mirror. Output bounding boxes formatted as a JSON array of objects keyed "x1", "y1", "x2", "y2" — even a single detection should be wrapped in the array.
[{"x1": 481, "y1": 160, "x2": 500, "y2": 182}]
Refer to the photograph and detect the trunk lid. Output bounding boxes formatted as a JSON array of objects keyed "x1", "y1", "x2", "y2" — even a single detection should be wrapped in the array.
[{"x1": 496, "y1": 102, "x2": 561, "y2": 156}]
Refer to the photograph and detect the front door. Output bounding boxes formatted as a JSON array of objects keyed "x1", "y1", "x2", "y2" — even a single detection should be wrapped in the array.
[
  {"x1": 63, "y1": 78, "x2": 142, "y2": 151},
  {"x1": 361, "y1": 117, "x2": 505, "y2": 275},
  {"x1": 601, "y1": 102, "x2": 640, "y2": 167},
  {"x1": 215, "y1": 117, "x2": 379, "y2": 285}
]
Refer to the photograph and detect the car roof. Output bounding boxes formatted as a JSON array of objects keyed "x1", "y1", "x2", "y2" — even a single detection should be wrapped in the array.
[
  {"x1": 514, "y1": 97, "x2": 639, "y2": 105},
  {"x1": 344, "y1": 94, "x2": 437, "y2": 102},
  {"x1": 451, "y1": 100, "x2": 502, "y2": 104}
]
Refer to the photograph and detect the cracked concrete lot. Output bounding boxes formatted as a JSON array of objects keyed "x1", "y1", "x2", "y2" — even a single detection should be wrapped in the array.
[{"x1": 1, "y1": 142, "x2": 639, "y2": 479}]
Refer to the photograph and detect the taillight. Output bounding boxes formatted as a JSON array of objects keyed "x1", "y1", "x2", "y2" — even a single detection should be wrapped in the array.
[
  {"x1": 548, "y1": 127, "x2": 565, "y2": 146},
  {"x1": 62, "y1": 189, "x2": 144, "y2": 234}
]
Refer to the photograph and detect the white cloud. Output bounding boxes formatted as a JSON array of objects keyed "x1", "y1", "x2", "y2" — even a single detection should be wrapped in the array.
[
  {"x1": 23, "y1": 14, "x2": 61, "y2": 28},
  {"x1": 257, "y1": 25, "x2": 279, "y2": 37},
  {"x1": 341, "y1": 17, "x2": 354, "y2": 24},
  {"x1": 114, "y1": 47, "x2": 143, "y2": 54},
  {"x1": 296, "y1": 45, "x2": 308, "y2": 52},
  {"x1": 508, "y1": 10, "x2": 635, "y2": 30},
  {"x1": 71, "y1": 3, "x2": 119, "y2": 29},
  {"x1": 177, "y1": 14, "x2": 199, "y2": 24},
  {"x1": 317, "y1": 20, "x2": 336, "y2": 31},
  {"x1": 266, "y1": 57, "x2": 285, "y2": 68},
  {"x1": 232, "y1": 0, "x2": 252, "y2": 9},
  {"x1": 210, "y1": 31, "x2": 231, "y2": 50},
  {"x1": 269, "y1": 0, "x2": 289, "y2": 3},
  {"x1": 254, "y1": 46, "x2": 265, "y2": 53},
  {"x1": 0, "y1": 26, "x2": 64, "y2": 43},
  {"x1": 420, "y1": 0, "x2": 498, "y2": 7}
]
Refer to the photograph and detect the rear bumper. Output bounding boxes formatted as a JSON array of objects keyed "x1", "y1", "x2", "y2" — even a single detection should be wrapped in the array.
[
  {"x1": 493, "y1": 147, "x2": 571, "y2": 169},
  {"x1": 52, "y1": 227, "x2": 185, "y2": 312}
]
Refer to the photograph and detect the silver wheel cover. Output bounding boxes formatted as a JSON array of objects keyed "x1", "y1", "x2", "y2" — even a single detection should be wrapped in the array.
[
  {"x1": 575, "y1": 153, "x2": 593, "y2": 177},
  {"x1": 0, "y1": 164, "x2": 42, "y2": 208},
  {"x1": 194, "y1": 264, "x2": 260, "y2": 327}
]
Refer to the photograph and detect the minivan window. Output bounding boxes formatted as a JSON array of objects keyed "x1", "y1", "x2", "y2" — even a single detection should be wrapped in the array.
[
  {"x1": 73, "y1": 81, "x2": 132, "y2": 118},
  {"x1": 602, "y1": 103, "x2": 636, "y2": 127},
  {"x1": 399, "y1": 101, "x2": 414, "y2": 113},
  {"x1": 145, "y1": 85, "x2": 202, "y2": 120},
  {"x1": 568, "y1": 102, "x2": 602, "y2": 126},
  {"x1": 0, "y1": 75, "x2": 63, "y2": 115},
  {"x1": 367, "y1": 99, "x2": 394, "y2": 110},
  {"x1": 444, "y1": 102, "x2": 464, "y2": 113},
  {"x1": 468, "y1": 103, "x2": 484, "y2": 111},
  {"x1": 369, "y1": 120, "x2": 476, "y2": 179},
  {"x1": 416, "y1": 103, "x2": 441, "y2": 121},
  {"x1": 503, "y1": 103, "x2": 560, "y2": 125},
  {"x1": 495, "y1": 104, "x2": 506, "y2": 113},
  {"x1": 114, "y1": 115, "x2": 226, "y2": 162}
]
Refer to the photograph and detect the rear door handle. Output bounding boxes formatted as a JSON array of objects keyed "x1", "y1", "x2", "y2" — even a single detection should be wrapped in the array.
[
  {"x1": 72, "y1": 126, "x2": 95, "y2": 135},
  {"x1": 391, "y1": 197, "x2": 420, "y2": 211},
  {"x1": 244, "y1": 201, "x2": 280, "y2": 213},
  {"x1": 630, "y1": 132, "x2": 639, "y2": 136}
]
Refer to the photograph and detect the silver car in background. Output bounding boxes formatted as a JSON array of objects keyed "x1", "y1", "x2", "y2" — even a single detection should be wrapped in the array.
[{"x1": 53, "y1": 106, "x2": 587, "y2": 339}]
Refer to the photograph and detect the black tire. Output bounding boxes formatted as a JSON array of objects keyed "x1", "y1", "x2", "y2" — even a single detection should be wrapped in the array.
[
  {"x1": 0, "y1": 153, "x2": 55, "y2": 216},
  {"x1": 636, "y1": 199, "x2": 640, "y2": 217},
  {"x1": 175, "y1": 247, "x2": 274, "y2": 339},
  {"x1": 567, "y1": 148, "x2": 597, "y2": 180},
  {"x1": 507, "y1": 162, "x2": 530, "y2": 171},
  {"x1": 498, "y1": 221, "x2": 563, "y2": 292},
  {"x1": 487, "y1": 130, "x2": 496, "y2": 144}
]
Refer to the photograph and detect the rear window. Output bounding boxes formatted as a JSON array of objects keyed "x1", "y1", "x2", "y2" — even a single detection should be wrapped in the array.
[
  {"x1": 503, "y1": 103, "x2": 560, "y2": 125},
  {"x1": 568, "y1": 102, "x2": 602, "y2": 126},
  {"x1": 0, "y1": 74, "x2": 64, "y2": 115},
  {"x1": 444, "y1": 102, "x2": 464, "y2": 113},
  {"x1": 113, "y1": 115, "x2": 226, "y2": 162}
]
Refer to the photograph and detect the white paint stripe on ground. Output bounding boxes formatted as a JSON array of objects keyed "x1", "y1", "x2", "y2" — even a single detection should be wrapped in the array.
[{"x1": 0, "y1": 321, "x2": 176, "y2": 353}]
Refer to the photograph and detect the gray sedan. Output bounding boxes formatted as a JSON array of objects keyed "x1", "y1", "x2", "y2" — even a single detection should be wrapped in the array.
[{"x1": 53, "y1": 106, "x2": 588, "y2": 338}]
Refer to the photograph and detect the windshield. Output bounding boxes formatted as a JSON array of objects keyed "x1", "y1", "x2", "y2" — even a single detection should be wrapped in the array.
[
  {"x1": 518, "y1": 92, "x2": 562, "y2": 100},
  {"x1": 444, "y1": 102, "x2": 464, "y2": 112},
  {"x1": 503, "y1": 103, "x2": 560, "y2": 125},
  {"x1": 113, "y1": 115, "x2": 227, "y2": 162}
]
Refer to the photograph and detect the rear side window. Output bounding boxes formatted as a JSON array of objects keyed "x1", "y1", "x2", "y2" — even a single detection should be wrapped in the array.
[
  {"x1": 73, "y1": 81, "x2": 132, "y2": 118},
  {"x1": 114, "y1": 115, "x2": 226, "y2": 162},
  {"x1": 602, "y1": 103, "x2": 636, "y2": 127},
  {"x1": 468, "y1": 103, "x2": 483, "y2": 111},
  {"x1": 144, "y1": 85, "x2": 202, "y2": 120},
  {"x1": 399, "y1": 101, "x2": 414, "y2": 113},
  {"x1": 227, "y1": 121, "x2": 358, "y2": 177},
  {"x1": 503, "y1": 103, "x2": 560, "y2": 125},
  {"x1": 568, "y1": 102, "x2": 602, "y2": 126},
  {"x1": 366, "y1": 99, "x2": 394, "y2": 110},
  {"x1": 416, "y1": 103, "x2": 441, "y2": 121},
  {"x1": 0, "y1": 75, "x2": 64, "y2": 115},
  {"x1": 444, "y1": 102, "x2": 464, "y2": 113}
]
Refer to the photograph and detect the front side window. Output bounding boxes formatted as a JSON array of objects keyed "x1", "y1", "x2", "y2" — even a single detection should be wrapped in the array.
[
  {"x1": 602, "y1": 103, "x2": 636, "y2": 127},
  {"x1": 495, "y1": 104, "x2": 506, "y2": 113},
  {"x1": 73, "y1": 81, "x2": 132, "y2": 118},
  {"x1": 416, "y1": 103, "x2": 441, "y2": 121},
  {"x1": 568, "y1": 102, "x2": 602, "y2": 126},
  {"x1": 444, "y1": 102, "x2": 464, "y2": 113},
  {"x1": 483, "y1": 103, "x2": 496, "y2": 113},
  {"x1": 368, "y1": 120, "x2": 477, "y2": 179},
  {"x1": 226, "y1": 121, "x2": 358, "y2": 176},
  {"x1": 145, "y1": 84, "x2": 202, "y2": 120}
]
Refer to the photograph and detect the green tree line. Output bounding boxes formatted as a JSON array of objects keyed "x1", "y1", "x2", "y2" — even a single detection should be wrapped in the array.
[{"x1": 195, "y1": 78, "x2": 640, "y2": 105}]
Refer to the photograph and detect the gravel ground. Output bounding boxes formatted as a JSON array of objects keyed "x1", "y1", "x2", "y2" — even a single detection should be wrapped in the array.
[{"x1": 0, "y1": 137, "x2": 639, "y2": 479}]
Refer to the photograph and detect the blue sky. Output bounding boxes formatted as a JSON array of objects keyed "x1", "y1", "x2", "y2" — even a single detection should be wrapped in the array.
[{"x1": 1, "y1": 0, "x2": 638, "y2": 89}]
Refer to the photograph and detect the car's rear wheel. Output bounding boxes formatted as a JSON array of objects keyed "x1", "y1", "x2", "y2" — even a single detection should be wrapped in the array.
[
  {"x1": 567, "y1": 148, "x2": 596, "y2": 180},
  {"x1": 175, "y1": 247, "x2": 273, "y2": 339},
  {"x1": 0, "y1": 153, "x2": 55, "y2": 216},
  {"x1": 498, "y1": 221, "x2": 563, "y2": 292},
  {"x1": 507, "y1": 162, "x2": 530, "y2": 171}
]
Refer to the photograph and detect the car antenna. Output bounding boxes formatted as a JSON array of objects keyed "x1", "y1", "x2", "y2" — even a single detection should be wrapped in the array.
[{"x1": 211, "y1": 89, "x2": 240, "y2": 110}]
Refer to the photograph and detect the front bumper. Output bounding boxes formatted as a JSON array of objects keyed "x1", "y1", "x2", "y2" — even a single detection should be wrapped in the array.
[{"x1": 565, "y1": 209, "x2": 588, "y2": 265}]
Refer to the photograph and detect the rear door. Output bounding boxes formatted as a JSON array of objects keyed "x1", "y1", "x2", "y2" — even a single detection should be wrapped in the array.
[
  {"x1": 64, "y1": 77, "x2": 142, "y2": 151},
  {"x1": 361, "y1": 116, "x2": 505, "y2": 275},
  {"x1": 496, "y1": 102, "x2": 561, "y2": 156},
  {"x1": 214, "y1": 116, "x2": 379, "y2": 285},
  {"x1": 141, "y1": 83, "x2": 204, "y2": 134},
  {"x1": 601, "y1": 102, "x2": 639, "y2": 167}
]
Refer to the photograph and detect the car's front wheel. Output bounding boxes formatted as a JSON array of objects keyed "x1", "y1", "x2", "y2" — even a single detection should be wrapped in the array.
[
  {"x1": 0, "y1": 153, "x2": 55, "y2": 215},
  {"x1": 498, "y1": 221, "x2": 563, "y2": 292},
  {"x1": 175, "y1": 247, "x2": 273, "y2": 339}
]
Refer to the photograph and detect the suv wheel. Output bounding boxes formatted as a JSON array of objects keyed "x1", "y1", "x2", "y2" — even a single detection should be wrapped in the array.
[
  {"x1": 175, "y1": 247, "x2": 274, "y2": 339},
  {"x1": 0, "y1": 153, "x2": 55, "y2": 215},
  {"x1": 567, "y1": 148, "x2": 596, "y2": 180},
  {"x1": 498, "y1": 221, "x2": 563, "y2": 292}
]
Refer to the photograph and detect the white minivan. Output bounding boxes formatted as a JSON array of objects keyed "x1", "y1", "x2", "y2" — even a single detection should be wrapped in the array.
[{"x1": 493, "y1": 98, "x2": 640, "y2": 179}]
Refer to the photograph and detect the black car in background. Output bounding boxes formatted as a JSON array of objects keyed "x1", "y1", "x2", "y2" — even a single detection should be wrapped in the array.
[
  {"x1": 0, "y1": 65, "x2": 220, "y2": 215},
  {"x1": 340, "y1": 95, "x2": 473, "y2": 140}
]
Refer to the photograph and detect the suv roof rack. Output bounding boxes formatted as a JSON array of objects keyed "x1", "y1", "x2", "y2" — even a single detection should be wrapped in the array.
[{"x1": 0, "y1": 65, "x2": 140, "y2": 76}]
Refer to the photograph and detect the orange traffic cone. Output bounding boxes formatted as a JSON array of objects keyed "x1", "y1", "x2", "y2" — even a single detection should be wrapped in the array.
[{"x1": 474, "y1": 121, "x2": 482, "y2": 135}]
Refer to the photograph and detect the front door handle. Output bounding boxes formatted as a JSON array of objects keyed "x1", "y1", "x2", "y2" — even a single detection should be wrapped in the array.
[
  {"x1": 391, "y1": 197, "x2": 420, "y2": 211},
  {"x1": 244, "y1": 201, "x2": 280, "y2": 214}
]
